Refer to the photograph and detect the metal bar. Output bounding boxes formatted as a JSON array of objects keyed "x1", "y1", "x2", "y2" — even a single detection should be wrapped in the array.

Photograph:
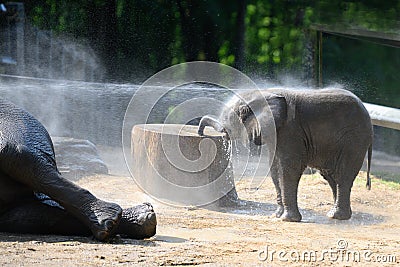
[
  {"x1": 310, "y1": 23, "x2": 400, "y2": 47},
  {"x1": 364, "y1": 103, "x2": 400, "y2": 131}
]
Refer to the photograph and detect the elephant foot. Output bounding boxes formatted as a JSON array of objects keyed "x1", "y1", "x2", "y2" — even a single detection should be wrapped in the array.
[
  {"x1": 272, "y1": 205, "x2": 284, "y2": 218},
  {"x1": 280, "y1": 209, "x2": 302, "y2": 222},
  {"x1": 117, "y1": 203, "x2": 157, "y2": 239},
  {"x1": 327, "y1": 207, "x2": 352, "y2": 220},
  {"x1": 81, "y1": 199, "x2": 122, "y2": 241}
]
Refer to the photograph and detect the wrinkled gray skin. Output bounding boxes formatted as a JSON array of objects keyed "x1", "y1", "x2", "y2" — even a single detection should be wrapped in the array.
[
  {"x1": 199, "y1": 88, "x2": 373, "y2": 222},
  {"x1": 0, "y1": 99, "x2": 156, "y2": 240}
]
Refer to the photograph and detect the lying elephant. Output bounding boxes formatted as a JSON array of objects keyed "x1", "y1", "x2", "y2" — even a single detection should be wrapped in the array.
[
  {"x1": 199, "y1": 88, "x2": 373, "y2": 222},
  {"x1": 0, "y1": 99, "x2": 156, "y2": 240}
]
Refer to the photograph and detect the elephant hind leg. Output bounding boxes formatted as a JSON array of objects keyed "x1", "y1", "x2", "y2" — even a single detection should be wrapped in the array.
[
  {"x1": 320, "y1": 170, "x2": 337, "y2": 202},
  {"x1": 326, "y1": 183, "x2": 352, "y2": 220},
  {"x1": 328, "y1": 137, "x2": 369, "y2": 220},
  {"x1": 0, "y1": 200, "x2": 91, "y2": 236},
  {"x1": 321, "y1": 171, "x2": 353, "y2": 219},
  {"x1": 321, "y1": 171, "x2": 351, "y2": 220},
  {"x1": 0, "y1": 199, "x2": 157, "y2": 239},
  {"x1": 326, "y1": 149, "x2": 362, "y2": 220}
]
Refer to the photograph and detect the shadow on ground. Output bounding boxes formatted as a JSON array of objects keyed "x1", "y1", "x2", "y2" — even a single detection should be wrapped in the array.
[
  {"x1": 0, "y1": 232, "x2": 158, "y2": 246},
  {"x1": 215, "y1": 198, "x2": 385, "y2": 226}
]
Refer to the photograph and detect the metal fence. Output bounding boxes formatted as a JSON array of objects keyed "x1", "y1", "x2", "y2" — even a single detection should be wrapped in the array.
[{"x1": 364, "y1": 103, "x2": 400, "y2": 131}]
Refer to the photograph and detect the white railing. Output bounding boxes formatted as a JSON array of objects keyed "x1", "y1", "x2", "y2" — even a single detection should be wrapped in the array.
[{"x1": 364, "y1": 103, "x2": 400, "y2": 131}]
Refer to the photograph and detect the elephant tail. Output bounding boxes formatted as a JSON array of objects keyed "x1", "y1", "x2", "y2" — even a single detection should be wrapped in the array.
[{"x1": 366, "y1": 144, "x2": 372, "y2": 190}]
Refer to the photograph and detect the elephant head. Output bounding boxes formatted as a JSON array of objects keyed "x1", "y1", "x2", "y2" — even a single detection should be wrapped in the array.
[{"x1": 198, "y1": 91, "x2": 288, "y2": 146}]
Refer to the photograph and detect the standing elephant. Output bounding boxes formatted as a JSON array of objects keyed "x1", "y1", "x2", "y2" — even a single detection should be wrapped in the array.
[
  {"x1": 198, "y1": 88, "x2": 373, "y2": 222},
  {"x1": 0, "y1": 99, "x2": 156, "y2": 240}
]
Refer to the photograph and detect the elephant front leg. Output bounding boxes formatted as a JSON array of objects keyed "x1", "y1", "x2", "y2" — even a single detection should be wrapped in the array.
[
  {"x1": 279, "y1": 167, "x2": 303, "y2": 222},
  {"x1": 270, "y1": 166, "x2": 283, "y2": 218}
]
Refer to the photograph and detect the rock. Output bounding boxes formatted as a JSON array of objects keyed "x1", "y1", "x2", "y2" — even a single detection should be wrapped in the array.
[{"x1": 52, "y1": 137, "x2": 108, "y2": 181}]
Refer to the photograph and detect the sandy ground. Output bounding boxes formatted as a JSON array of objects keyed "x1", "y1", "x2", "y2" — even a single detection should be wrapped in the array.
[{"x1": 0, "y1": 172, "x2": 399, "y2": 266}]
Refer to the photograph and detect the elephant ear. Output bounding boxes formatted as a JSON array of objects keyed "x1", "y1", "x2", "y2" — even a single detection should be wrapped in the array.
[
  {"x1": 244, "y1": 92, "x2": 287, "y2": 132},
  {"x1": 262, "y1": 94, "x2": 287, "y2": 131}
]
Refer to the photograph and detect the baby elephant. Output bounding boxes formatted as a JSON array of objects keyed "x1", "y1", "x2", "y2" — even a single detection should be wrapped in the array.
[{"x1": 199, "y1": 88, "x2": 373, "y2": 222}]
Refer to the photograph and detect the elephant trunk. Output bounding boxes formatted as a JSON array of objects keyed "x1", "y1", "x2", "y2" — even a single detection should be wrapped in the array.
[{"x1": 198, "y1": 115, "x2": 225, "y2": 136}]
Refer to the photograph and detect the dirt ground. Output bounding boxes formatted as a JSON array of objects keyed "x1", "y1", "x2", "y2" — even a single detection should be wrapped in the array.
[{"x1": 0, "y1": 172, "x2": 399, "y2": 266}]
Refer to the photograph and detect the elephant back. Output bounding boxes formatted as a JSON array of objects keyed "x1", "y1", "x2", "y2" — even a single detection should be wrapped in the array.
[{"x1": 0, "y1": 98, "x2": 56, "y2": 165}]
